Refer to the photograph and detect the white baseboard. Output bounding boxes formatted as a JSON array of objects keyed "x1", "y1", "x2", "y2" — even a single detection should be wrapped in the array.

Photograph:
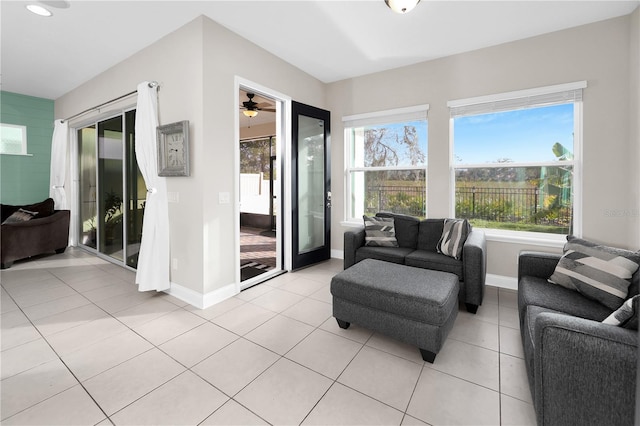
[
  {"x1": 165, "y1": 282, "x2": 238, "y2": 309},
  {"x1": 486, "y1": 273, "x2": 518, "y2": 291},
  {"x1": 331, "y1": 249, "x2": 344, "y2": 260}
]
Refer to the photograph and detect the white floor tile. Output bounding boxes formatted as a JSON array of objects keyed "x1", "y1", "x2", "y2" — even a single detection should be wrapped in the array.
[
  {"x1": 0, "y1": 359, "x2": 79, "y2": 420},
  {"x1": 200, "y1": 399, "x2": 268, "y2": 425},
  {"x1": 235, "y1": 358, "x2": 332, "y2": 425},
  {"x1": 212, "y1": 302, "x2": 276, "y2": 335},
  {"x1": 45, "y1": 315, "x2": 129, "y2": 356},
  {"x1": 82, "y1": 348, "x2": 185, "y2": 415},
  {"x1": 133, "y1": 308, "x2": 205, "y2": 345},
  {"x1": 500, "y1": 353, "x2": 533, "y2": 403},
  {"x1": 365, "y1": 333, "x2": 426, "y2": 364},
  {"x1": 61, "y1": 330, "x2": 154, "y2": 381},
  {"x1": 2, "y1": 385, "x2": 105, "y2": 426},
  {"x1": 1, "y1": 338, "x2": 58, "y2": 380},
  {"x1": 500, "y1": 325, "x2": 525, "y2": 359},
  {"x1": 21, "y1": 293, "x2": 91, "y2": 322},
  {"x1": 281, "y1": 297, "x2": 332, "y2": 327},
  {"x1": 427, "y1": 338, "x2": 500, "y2": 391},
  {"x1": 32, "y1": 303, "x2": 108, "y2": 336},
  {"x1": 110, "y1": 371, "x2": 228, "y2": 425},
  {"x1": 338, "y1": 346, "x2": 422, "y2": 411},
  {"x1": 501, "y1": 394, "x2": 537, "y2": 425},
  {"x1": 159, "y1": 322, "x2": 238, "y2": 368},
  {"x1": 192, "y1": 338, "x2": 279, "y2": 396},
  {"x1": 286, "y1": 328, "x2": 362, "y2": 379},
  {"x1": 249, "y1": 288, "x2": 305, "y2": 313},
  {"x1": 244, "y1": 314, "x2": 314, "y2": 355},
  {"x1": 449, "y1": 312, "x2": 499, "y2": 351},
  {"x1": 407, "y1": 367, "x2": 500, "y2": 425},
  {"x1": 303, "y1": 382, "x2": 403, "y2": 425}
]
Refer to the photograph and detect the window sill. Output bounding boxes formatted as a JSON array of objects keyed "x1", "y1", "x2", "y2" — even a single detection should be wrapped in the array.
[
  {"x1": 340, "y1": 220, "x2": 364, "y2": 229},
  {"x1": 481, "y1": 228, "x2": 567, "y2": 248},
  {"x1": 0, "y1": 153, "x2": 33, "y2": 157}
]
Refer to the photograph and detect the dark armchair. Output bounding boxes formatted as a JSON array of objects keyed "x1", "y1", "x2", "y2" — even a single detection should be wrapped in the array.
[{"x1": 1, "y1": 198, "x2": 70, "y2": 269}]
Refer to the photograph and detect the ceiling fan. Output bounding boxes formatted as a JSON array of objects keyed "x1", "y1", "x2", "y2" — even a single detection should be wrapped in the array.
[{"x1": 240, "y1": 93, "x2": 276, "y2": 118}]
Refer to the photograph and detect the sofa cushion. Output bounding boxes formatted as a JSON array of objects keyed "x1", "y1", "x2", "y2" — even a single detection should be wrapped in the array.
[
  {"x1": 437, "y1": 218, "x2": 471, "y2": 260},
  {"x1": 416, "y1": 219, "x2": 445, "y2": 252},
  {"x1": 1, "y1": 198, "x2": 55, "y2": 223},
  {"x1": 603, "y1": 295, "x2": 639, "y2": 330},
  {"x1": 405, "y1": 250, "x2": 463, "y2": 280},
  {"x1": 355, "y1": 246, "x2": 414, "y2": 265},
  {"x1": 519, "y1": 276, "x2": 613, "y2": 323},
  {"x1": 2, "y1": 208, "x2": 38, "y2": 224},
  {"x1": 548, "y1": 237, "x2": 640, "y2": 310},
  {"x1": 363, "y1": 216, "x2": 398, "y2": 247},
  {"x1": 376, "y1": 212, "x2": 419, "y2": 249}
]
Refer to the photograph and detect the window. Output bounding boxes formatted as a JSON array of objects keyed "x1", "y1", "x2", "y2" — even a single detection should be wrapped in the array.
[
  {"x1": 0, "y1": 123, "x2": 27, "y2": 155},
  {"x1": 344, "y1": 105, "x2": 428, "y2": 221},
  {"x1": 448, "y1": 82, "x2": 585, "y2": 235}
]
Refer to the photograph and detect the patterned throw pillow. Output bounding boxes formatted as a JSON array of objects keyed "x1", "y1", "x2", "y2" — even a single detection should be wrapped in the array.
[
  {"x1": 2, "y1": 208, "x2": 38, "y2": 224},
  {"x1": 437, "y1": 219, "x2": 471, "y2": 260},
  {"x1": 363, "y1": 215, "x2": 398, "y2": 247},
  {"x1": 602, "y1": 295, "x2": 639, "y2": 330},
  {"x1": 548, "y1": 237, "x2": 640, "y2": 310}
]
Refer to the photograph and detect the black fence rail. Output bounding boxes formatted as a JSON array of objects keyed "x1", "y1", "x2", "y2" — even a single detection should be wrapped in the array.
[{"x1": 366, "y1": 185, "x2": 571, "y2": 226}]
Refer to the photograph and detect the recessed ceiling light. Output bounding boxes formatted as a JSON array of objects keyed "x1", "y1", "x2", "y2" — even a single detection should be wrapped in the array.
[{"x1": 26, "y1": 4, "x2": 53, "y2": 17}]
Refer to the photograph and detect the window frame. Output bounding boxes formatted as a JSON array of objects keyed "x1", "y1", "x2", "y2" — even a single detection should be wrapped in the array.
[
  {"x1": 447, "y1": 82, "x2": 585, "y2": 242},
  {"x1": 342, "y1": 104, "x2": 429, "y2": 225},
  {"x1": 0, "y1": 123, "x2": 30, "y2": 156}
]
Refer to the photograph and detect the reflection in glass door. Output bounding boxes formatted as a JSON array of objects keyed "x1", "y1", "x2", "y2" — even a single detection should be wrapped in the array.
[{"x1": 78, "y1": 110, "x2": 144, "y2": 268}]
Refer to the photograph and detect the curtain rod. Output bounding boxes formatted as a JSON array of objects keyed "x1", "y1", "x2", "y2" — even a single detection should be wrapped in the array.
[{"x1": 62, "y1": 81, "x2": 159, "y2": 123}]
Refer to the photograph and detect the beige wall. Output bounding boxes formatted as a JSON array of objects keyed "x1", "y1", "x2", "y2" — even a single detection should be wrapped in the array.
[
  {"x1": 55, "y1": 16, "x2": 325, "y2": 298},
  {"x1": 328, "y1": 14, "x2": 639, "y2": 279}
]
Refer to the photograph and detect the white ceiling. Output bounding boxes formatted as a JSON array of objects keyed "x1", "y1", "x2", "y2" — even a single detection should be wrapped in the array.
[{"x1": 1, "y1": 0, "x2": 638, "y2": 100}]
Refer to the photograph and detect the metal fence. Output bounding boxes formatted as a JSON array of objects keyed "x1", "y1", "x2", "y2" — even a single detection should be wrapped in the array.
[{"x1": 366, "y1": 185, "x2": 571, "y2": 226}]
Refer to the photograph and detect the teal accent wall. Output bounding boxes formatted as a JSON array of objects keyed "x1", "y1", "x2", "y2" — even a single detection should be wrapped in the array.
[{"x1": 0, "y1": 91, "x2": 54, "y2": 205}]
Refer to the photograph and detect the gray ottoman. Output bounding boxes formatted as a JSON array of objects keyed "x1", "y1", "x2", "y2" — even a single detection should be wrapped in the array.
[{"x1": 331, "y1": 258, "x2": 459, "y2": 363}]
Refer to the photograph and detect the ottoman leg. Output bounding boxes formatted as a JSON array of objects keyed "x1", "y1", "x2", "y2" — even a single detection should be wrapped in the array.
[
  {"x1": 465, "y1": 303, "x2": 479, "y2": 314},
  {"x1": 336, "y1": 318, "x2": 350, "y2": 329},
  {"x1": 420, "y1": 349, "x2": 436, "y2": 363}
]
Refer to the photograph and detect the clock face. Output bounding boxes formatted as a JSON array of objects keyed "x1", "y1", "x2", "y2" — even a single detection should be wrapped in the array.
[{"x1": 167, "y1": 133, "x2": 184, "y2": 167}]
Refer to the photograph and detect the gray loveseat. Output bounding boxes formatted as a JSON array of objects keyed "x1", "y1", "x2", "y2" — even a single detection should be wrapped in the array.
[
  {"x1": 518, "y1": 248, "x2": 638, "y2": 426},
  {"x1": 344, "y1": 213, "x2": 487, "y2": 313}
]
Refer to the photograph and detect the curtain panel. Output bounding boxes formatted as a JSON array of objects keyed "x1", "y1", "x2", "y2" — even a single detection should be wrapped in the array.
[
  {"x1": 135, "y1": 82, "x2": 170, "y2": 292},
  {"x1": 50, "y1": 119, "x2": 68, "y2": 209}
]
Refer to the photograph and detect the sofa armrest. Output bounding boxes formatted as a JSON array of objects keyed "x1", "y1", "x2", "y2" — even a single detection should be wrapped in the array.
[
  {"x1": 344, "y1": 229, "x2": 365, "y2": 269},
  {"x1": 534, "y1": 312, "x2": 637, "y2": 426},
  {"x1": 462, "y1": 229, "x2": 486, "y2": 307},
  {"x1": 518, "y1": 251, "x2": 562, "y2": 281}
]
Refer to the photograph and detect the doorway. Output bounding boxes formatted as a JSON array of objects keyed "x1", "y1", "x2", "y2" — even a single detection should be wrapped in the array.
[{"x1": 238, "y1": 88, "x2": 282, "y2": 288}]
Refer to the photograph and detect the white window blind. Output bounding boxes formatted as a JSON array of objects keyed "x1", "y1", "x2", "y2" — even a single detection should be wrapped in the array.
[
  {"x1": 343, "y1": 104, "x2": 429, "y2": 128},
  {"x1": 448, "y1": 81, "x2": 586, "y2": 117}
]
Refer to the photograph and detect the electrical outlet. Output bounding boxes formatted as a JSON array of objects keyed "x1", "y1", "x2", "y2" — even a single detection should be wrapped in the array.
[{"x1": 219, "y1": 192, "x2": 230, "y2": 204}]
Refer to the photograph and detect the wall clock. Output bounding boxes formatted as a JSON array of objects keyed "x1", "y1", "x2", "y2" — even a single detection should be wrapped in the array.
[{"x1": 157, "y1": 120, "x2": 190, "y2": 177}]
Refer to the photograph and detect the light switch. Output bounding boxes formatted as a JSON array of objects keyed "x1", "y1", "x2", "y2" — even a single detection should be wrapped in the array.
[{"x1": 167, "y1": 192, "x2": 179, "y2": 203}]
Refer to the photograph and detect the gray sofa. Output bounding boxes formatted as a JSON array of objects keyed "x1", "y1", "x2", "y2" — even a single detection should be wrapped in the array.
[
  {"x1": 518, "y1": 250, "x2": 638, "y2": 426},
  {"x1": 344, "y1": 213, "x2": 486, "y2": 313}
]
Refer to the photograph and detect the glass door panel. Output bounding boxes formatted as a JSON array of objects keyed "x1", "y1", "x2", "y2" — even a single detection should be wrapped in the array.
[
  {"x1": 98, "y1": 117, "x2": 124, "y2": 260},
  {"x1": 125, "y1": 110, "x2": 144, "y2": 268},
  {"x1": 78, "y1": 126, "x2": 97, "y2": 249},
  {"x1": 297, "y1": 115, "x2": 325, "y2": 253}
]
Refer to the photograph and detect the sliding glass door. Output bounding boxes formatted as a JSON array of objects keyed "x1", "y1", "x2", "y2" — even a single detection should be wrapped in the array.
[{"x1": 78, "y1": 110, "x2": 144, "y2": 268}]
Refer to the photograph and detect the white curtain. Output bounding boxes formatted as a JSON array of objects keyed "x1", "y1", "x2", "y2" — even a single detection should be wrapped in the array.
[
  {"x1": 50, "y1": 119, "x2": 68, "y2": 209},
  {"x1": 135, "y1": 82, "x2": 170, "y2": 292}
]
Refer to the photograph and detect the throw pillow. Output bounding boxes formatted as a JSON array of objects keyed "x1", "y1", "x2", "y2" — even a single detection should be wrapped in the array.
[
  {"x1": 2, "y1": 208, "x2": 38, "y2": 224},
  {"x1": 602, "y1": 295, "x2": 639, "y2": 330},
  {"x1": 437, "y1": 218, "x2": 471, "y2": 260},
  {"x1": 363, "y1": 215, "x2": 398, "y2": 247},
  {"x1": 548, "y1": 237, "x2": 640, "y2": 310}
]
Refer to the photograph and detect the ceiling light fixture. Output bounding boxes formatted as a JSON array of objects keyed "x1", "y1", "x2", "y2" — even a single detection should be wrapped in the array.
[
  {"x1": 26, "y1": 4, "x2": 53, "y2": 17},
  {"x1": 243, "y1": 109, "x2": 258, "y2": 118},
  {"x1": 385, "y1": 0, "x2": 420, "y2": 14}
]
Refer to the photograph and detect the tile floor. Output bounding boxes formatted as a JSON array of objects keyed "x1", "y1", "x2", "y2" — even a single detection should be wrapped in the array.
[{"x1": 1, "y1": 248, "x2": 536, "y2": 425}]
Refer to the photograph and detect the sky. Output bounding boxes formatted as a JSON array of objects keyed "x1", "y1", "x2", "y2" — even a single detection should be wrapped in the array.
[{"x1": 454, "y1": 103, "x2": 574, "y2": 164}]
